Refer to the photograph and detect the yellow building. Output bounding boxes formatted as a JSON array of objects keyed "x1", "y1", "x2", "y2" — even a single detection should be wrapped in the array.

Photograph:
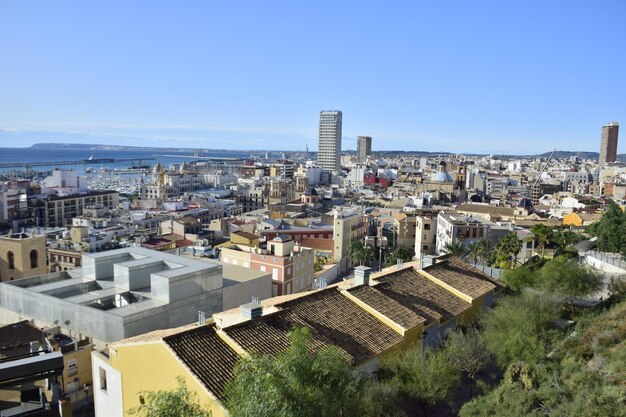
[
  {"x1": 92, "y1": 255, "x2": 501, "y2": 416},
  {"x1": 562, "y1": 212, "x2": 601, "y2": 227},
  {"x1": 229, "y1": 231, "x2": 260, "y2": 247},
  {"x1": 0, "y1": 232, "x2": 47, "y2": 282}
]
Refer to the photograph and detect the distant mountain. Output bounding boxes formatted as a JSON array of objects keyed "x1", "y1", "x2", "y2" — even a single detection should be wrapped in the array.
[
  {"x1": 535, "y1": 150, "x2": 598, "y2": 159},
  {"x1": 29, "y1": 143, "x2": 173, "y2": 151},
  {"x1": 28, "y1": 143, "x2": 626, "y2": 161},
  {"x1": 534, "y1": 150, "x2": 626, "y2": 162}
]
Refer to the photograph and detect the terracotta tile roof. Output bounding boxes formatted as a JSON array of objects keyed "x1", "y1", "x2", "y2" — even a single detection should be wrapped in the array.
[
  {"x1": 347, "y1": 285, "x2": 426, "y2": 329},
  {"x1": 422, "y1": 256, "x2": 502, "y2": 299},
  {"x1": 373, "y1": 268, "x2": 471, "y2": 325},
  {"x1": 163, "y1": 324, "x2": 241, "y2": 401},
  {"x1": 223, "y1": 288, "x2": 403, "y2": 364}
]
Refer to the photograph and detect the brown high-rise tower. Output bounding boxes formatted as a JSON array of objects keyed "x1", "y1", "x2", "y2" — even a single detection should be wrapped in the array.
[{"x1": 599, "y1": 122, "x2": 619, "y2": 164}]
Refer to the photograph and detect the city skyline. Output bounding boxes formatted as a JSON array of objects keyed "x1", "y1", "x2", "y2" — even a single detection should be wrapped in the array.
[{"x1": 1, "y1": 1, "x2": 625, "y2": 154}]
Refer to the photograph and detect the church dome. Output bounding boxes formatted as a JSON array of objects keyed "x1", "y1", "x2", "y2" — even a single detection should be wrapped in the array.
[
  {"x1": 430, "y1": 172, "x2": 453, "y2": 182},
  {"x1": 430, "y1": 160, "x2": 452, "y2": 182},
  {"x1": 152, "y1": 162, "x2": 163, "y2": 175}
]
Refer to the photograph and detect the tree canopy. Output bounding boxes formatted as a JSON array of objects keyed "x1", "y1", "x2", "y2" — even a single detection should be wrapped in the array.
[
  {"x1": 381, "y1": 346, "x2": 459, "y2": 417},
  {"x1": 129, "y1": 377, "x2": 211, "y2": 417},
  {"x1": 442, "y1": 240, "x2": 468, "y2": 258},
  {"x1": 539, "y1": 257, "x2": 603, "y2": 297},
  {"x1": 383, "y1": 246, "x2": 414, "y2": 267},
  {"x1": 482, "y1": 290, "x2": 562, "y2": 367},
  {"x1": 225, "y1": 327, "x2": 372, "y2": 417},
  {"x1": 492, "y1": 232, "x2": 522, "y2": 269},
  {"x1": 588, "y1": 202, "x2": 626, "y2": 258}
]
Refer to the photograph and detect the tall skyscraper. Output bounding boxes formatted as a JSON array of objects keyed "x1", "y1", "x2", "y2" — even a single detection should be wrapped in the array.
[
  {"x1": 599, "y1": 122, "x2": 619, "y2": 164},
  {"x1": 357, "y1": 136, "x2": 372, "y2": 164},
  {"x1": 317, "y1": 110, "x2": 342, "y2": 176}
]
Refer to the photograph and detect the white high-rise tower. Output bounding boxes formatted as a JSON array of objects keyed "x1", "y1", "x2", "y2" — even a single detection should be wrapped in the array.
[{"x1": 317, "y1": 110, "x2": 342, "y2": 176}]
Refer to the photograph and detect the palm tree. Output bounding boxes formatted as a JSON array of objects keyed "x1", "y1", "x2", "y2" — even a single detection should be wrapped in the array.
[
  {"x1": 362, "y1": 245, "x2": 375, "y2": 266},
  {"x1": 467, "y1": 241, "x2": 481, "y2": 265},
  {"x1": 530, "y1": 224, "x2": 552, "y2": 258},
  {"x1": 443, "y1": 240, "x2": 468, "y2": 257},
  {"x1": 476, "y1": 238, "x2": 491, "y2": 265},
  {"x1": 494, "y1": 232, "x2": 523, "y2": 269},
  {"x1": 348, "y1": 240, "x2": 366, "y2": 266}
]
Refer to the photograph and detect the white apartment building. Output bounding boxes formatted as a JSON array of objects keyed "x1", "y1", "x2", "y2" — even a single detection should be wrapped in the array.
[{"x1": 317, "y1": 110, "x2": 343, "y2": 176}]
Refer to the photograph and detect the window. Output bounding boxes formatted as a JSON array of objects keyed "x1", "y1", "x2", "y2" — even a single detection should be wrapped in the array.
[
  {"x1": 260, "y1": 265, "x2": 266, "y2": 272},
  {"x1": 424, "y1": 224, "x2": 431, "y2": 230},
  {"x1": 30, "y1": 250, "x2": 38, "y2": 269},
  {"x1": 272, "y1": 268, "x2": 279, "y2": 281},
  {"x1": 99, "y1": 367, "x2": 107, "y2": 392},
  {"x1": 7, "y1": 251, "x2": 14, "y2": 270}
]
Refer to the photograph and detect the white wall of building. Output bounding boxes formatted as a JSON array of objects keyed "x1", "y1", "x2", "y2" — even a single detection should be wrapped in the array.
[{"x1": 92, "y1": 351, "x2": 124, "y2": 417}]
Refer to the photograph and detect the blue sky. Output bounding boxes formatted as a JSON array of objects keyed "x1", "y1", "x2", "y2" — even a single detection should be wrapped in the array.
[{"x1": 1, "y1": 1, "x2": 625, "y2": 154}]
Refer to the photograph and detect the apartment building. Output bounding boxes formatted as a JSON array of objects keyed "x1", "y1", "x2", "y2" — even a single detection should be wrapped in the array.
[{"x1": 221, "y1": 234, "x2": 315, "y2": 297}]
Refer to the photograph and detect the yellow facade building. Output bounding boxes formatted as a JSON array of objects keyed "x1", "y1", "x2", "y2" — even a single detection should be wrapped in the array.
[{"x1": 92, "y1": 255, "x2": 501, "y2": 416}]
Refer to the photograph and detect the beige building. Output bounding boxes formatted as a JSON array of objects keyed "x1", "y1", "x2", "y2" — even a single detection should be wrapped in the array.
[
  {"x1": 221, "y1": 235, "x2": 315, "y2": 297},
  {"x1": 325, "y1": 208, "x2": 369, "y2": 273},
  {"x1": 0, "y1": 232, "x2": 47, "y2": 282},
  {"x1": 415, "y1": 211, "x2": 438, "y2": 261},
  {"x1": 47, "y1": 247, "x2": 82, "y2": 272},
  {"x1": 42, "y1": 191, "x2": 119, "y2": 227},
  {"x1": 393, "y1": 213, "x2": 417, "y2": 249}
]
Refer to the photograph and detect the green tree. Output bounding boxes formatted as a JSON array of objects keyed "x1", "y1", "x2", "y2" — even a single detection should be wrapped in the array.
[
  {"x1": 493, "y1": 232, "x2": 522, "y2": 269},
  {"x1": 551, "y1": 226, "x2": 581, "y2": 252},
  {"x1": 443, "y1": 240, "x2": 468, "y2": 257},
  {"x1": 466, "y1": 241, "x2": 480, "y2": 265},
  {"x1": 361, "y1": 244, "x2": 376, "y2": 266},
  {"x1": 539, "y1": 257, "x2": 604, "y2": 297},
  {"x1": 445, "y1": 327, "x2": 491, "y2": 396},
  {"x1": 349, "y1": 240, "x2": 366, "y2": 266},
  {"x1": 500, "y1": 266, "x2": 537, "y2": 292},
  {"x1": 588, "y1": 202, "x2": 626, "y2": 258},
  {"x1": 382, "y1": 347, "x2": 460, "y2": 417},
  {"x1": 383, "y1": 246, "x2": 414, "y2": 268},
  {"x1": 225, "y1": 327, "x2": 373, "y2": 417},
  {"x1": 129, "y1": 376, "x2": 211, "y2": 417},
  {"x1": 482, "y1": 290, "x2": 561, "y2": 367},
  {"x1": 529, "y1": 223, "x2": 552, "y2": 258}
]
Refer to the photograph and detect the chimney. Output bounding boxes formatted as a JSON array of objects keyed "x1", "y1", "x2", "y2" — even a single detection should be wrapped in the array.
[
  {"x1": 422, "y1": 255, "x2": 437, "y2": 269},
  {"x1": 241, "y1": 296, "x2": 262, "y2": 320},
  {"x1": 317, "y1": 277, "x2": 327, "y2": 289},
  {"x1": 354, "y1": 266, "x2": 371, "y2": 286},
  {"x1": 197, "y1": 311, "x2": 206, "y2": 326}
]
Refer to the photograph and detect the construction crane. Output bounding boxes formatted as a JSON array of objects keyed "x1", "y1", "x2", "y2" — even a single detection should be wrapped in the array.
[{"x1": 533, "y1": 148, "x2": 557, "y2": 188}]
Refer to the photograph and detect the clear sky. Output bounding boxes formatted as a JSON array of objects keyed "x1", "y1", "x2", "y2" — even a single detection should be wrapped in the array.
[{"x1": 1, "y1": 1, "x2": 625, "y2": 154}]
